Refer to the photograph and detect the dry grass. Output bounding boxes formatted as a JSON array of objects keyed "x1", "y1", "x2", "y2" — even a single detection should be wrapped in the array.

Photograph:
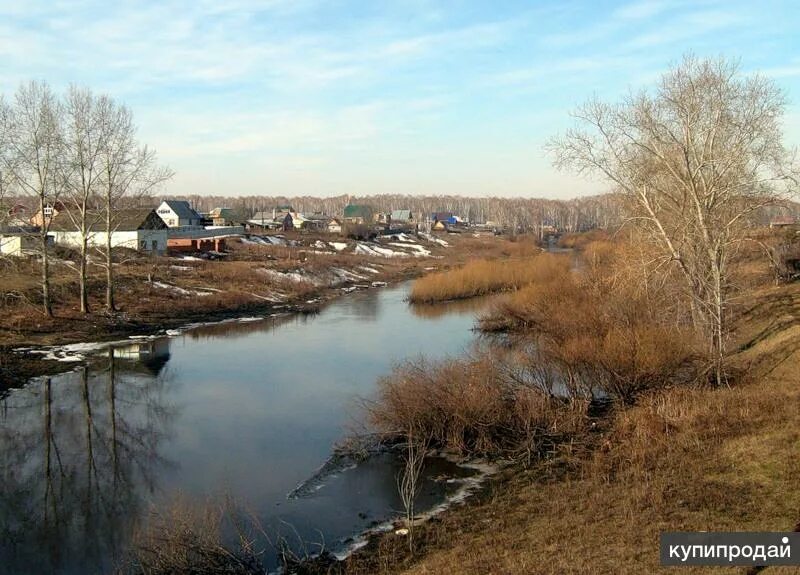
[
  {"x1": 408, "y1": 253, "x2": 570, "y2": 304},
  {"x1": 342, "y1": 282, "x2": 800, "y2": 575},
  {"x1": 558, "y1": 229, "x2": 611, "y2": 249}
]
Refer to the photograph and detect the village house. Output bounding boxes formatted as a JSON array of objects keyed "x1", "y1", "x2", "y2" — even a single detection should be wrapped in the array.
[
  {"x1": 342, "y1": 204, "x2": 374, "y2": 225},
  {"x1": 389, "y1": 209, "x2": 414, "y2": 230},
  {"x1": 432, "y1": 212, "x2": 457, "y2": 225},
  {"x1": 288, "y1": 211, "x2": 308, "y2": 229},
  {"x1": 327, "y1": 218, "x2": 343, "y2": 234},
  {"x1": 302, "y1": 213, "x2": 330, "y2": 231},
  {"x1": 246, "y1": 211, "x2": 283, "y2": 231},
  {"x1": 30, "y1": 202, "x2": 65, "y2": 227},
  {"x1": 156, "y1": 200, "x2": 203, "y2": 228},
  {"x1": 282, "y1": 212, "x2": 294, "y2": 231},
  {"x1": 0, "y1": 231, "x2": 41, "y2": 257},
  {"x1": 3, "y1": 204, "x2": 30, "y2": 227},
  {"x1": 431, "y1": 211, "x2": 464, "y2": 231},
  {"x1": 50, "y1": 208, "x2": 168, "y2": 254},
  {"x1": 245, "y1": 212, "x2": 283, "y2": 231},
  {"x1": 207, "y1": 207, "x2": 240, "y2": 227},
  {"x1": 245, "y1": 206, "x2": 308, "y2": 230}
]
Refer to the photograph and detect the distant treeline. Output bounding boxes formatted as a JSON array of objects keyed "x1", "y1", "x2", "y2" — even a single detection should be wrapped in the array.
[{"x1": 163, "y1": 192, "x2": 799, "y2": 234}]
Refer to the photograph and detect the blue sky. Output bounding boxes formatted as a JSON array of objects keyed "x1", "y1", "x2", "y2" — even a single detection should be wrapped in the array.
[{"x1": 2, "y1": 0, "x2": 800, "y2": 198}]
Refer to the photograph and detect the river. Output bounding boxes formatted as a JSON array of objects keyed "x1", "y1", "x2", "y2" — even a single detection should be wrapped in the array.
[{"x1": 0, "y1": 282, "x2": 492, "y2": 574}]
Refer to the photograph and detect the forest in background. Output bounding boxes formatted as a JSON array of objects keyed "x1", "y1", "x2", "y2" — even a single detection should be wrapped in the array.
[{"x1": 163, "y1": 192, "x2": 800, "y2": 234}]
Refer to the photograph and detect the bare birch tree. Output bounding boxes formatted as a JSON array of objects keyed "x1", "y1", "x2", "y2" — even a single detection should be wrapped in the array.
[
  {"x1": 97, "y1": 100, "x2": 172, "y2": 312},
  {"x1": 0, "y1": 82, "x2": 67, "y2": 317},
  {"x1": 63, "y1": 86, "x2": 108, "y2": 313},
  {"x1": 0, "y1": 98, "x2": 11, "y2": 229},
  {"x1": 549, "y1": 55, "x2": 798, "y2": 385}
]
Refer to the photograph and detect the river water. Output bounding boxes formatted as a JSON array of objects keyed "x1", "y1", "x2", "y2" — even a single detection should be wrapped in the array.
[{"x1": 0, "y1": 282, "x2": 491, "y2": 574}]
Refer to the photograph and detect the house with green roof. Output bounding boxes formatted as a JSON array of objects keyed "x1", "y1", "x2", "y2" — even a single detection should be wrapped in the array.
[{"x1": 342, "y1": 204, "x2": 374, "y2": 225}]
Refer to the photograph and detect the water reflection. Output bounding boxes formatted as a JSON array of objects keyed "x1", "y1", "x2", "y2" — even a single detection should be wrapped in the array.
[
  {"x1": 0, "y1": 349, "x2": 177, "y2": 574},
  {"x1": 0, "y1": 282, "x2": 492, "y2": 574},
  {"x1": 409, "y1": 294, "x2": 499, "y2": 320},
  {"x1": 114, "y1": 339, "x2": 171, "y2": 376},
  {"x1": 182, "y1": 313, "x2": 301, "y2": 341}
]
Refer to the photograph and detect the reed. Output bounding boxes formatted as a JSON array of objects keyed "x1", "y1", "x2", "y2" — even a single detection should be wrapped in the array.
[{"x1": 408, "y1": 253, "x2": 571, "y2": 304}]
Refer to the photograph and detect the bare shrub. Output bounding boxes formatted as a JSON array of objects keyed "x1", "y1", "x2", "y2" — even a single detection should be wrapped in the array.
[
  {"x1": 117, "y1": 498, "x2": 264, "y2": 575},
  {"x1": 367, "y1": 354, "x2": 588, "y2": 461},
  {"x1": 482, "y1": 238, "x2": 705, "y2": 403},
  {"x1": 397, "y1": 424, "x2": 430, "y2": 553}
]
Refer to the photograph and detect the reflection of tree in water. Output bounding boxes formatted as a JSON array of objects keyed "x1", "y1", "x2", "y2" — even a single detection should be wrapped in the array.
[{"x1": 0, "y1": 348, "x2": 178, "y2": 574}]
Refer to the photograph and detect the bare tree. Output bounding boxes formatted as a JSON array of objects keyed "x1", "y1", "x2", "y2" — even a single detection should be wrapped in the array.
[
  {"x1": 0, "y1": 82, "x2": 67, "y2": 317},
  {"x1": 0, "y1": 99, "x2": 12, "y2": 232},
  {"x1": 97, "y1": 100, "x2": 172, "y2": 312},
  {"x1": 63, "y1": 86, "x2": 108, "y2": 313},
  {"x1": 549, "y1": 55, "x2": 798, "y2": 385},
  {"x1": 397, "y1": 423, "x2": 430, "y2": 553}
]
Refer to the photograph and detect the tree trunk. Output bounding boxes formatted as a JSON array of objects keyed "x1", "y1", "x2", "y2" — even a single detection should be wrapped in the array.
[
  {"x1": 105, "y1": 217, "x2": 115, "y2": 312},
  {"x1": 79, "y1": 234, "x2": 89, "y2": 313},
  {"x1": 711, "y1": 263, "x2": 726, "y2": 387},
  {"x1": 39, "y1": 224, "x2": 53, "y2": 317}
]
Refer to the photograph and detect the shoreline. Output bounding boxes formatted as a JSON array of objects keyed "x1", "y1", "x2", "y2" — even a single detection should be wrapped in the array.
[{"x1": 0, "y1": 268, "x2": 421, "y2": 390}]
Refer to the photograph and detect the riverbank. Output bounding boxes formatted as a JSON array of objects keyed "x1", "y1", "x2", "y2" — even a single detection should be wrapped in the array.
[
  {"x1": 327, "y1": 279, "x2": 800, "y2": 574},
  {"x1": 0, "y1": 232, "x2": 519, "y2": 386},
  {"x1": 1, "y1": 279, "x2": 498, "y2": 575}
]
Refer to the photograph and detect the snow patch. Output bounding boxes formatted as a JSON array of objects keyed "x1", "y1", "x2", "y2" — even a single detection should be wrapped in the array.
[
  {"x1": 419, "y1": 232, "x2": 449, "y2": 246},
  {"x1": 257, "y1": 268, "x2": 321, "y2": 286},
  {"x1": 150, "y1": 281, "x2": 215, "y2": 297},
  {"x1": 389, "y1": 242, "x2": 431, "y2": 257},
  {"x1": 355, "y1": 242, "x2": 409, "y2": 258}
]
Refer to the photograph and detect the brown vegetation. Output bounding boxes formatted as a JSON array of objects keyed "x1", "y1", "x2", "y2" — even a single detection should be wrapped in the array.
[
  {"x1": 339, "y1": 254, "x2": 800, "y2": 575},
  {"x1": 367, "y1": 353, "x2": 588, "y2": 461},
  {"x1": 557, "y1": 228, "x2": 610, "y2": 249},
  {"x1": 481, "y1": 238, "x2": 705, "y2": 403},
  {"x1": 408, "y1": 249, "x2": 561, "y2": 304},
  {"x1": 117, "y1": 500, "x2": 264, "y2": 575}
]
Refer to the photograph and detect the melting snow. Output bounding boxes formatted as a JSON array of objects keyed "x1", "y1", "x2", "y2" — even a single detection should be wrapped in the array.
[
  {"x1": 150, "y1": 281, "x2": 214, "y2": 297},
  {"x1": 257, "y1": 268, "x2": 321, "y2": 286},
  {"x1": 388, "y1": 242, "x2": 431, "y2": 257},
  {"x1": 419, "y1": 232, "x2": 449, "y2": 246}
]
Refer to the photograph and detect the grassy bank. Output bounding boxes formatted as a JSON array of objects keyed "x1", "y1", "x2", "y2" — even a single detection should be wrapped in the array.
[
  {"x1": 342, "y1": 281, "x2": 800, "y2": 575},
  {"x1": 339, "y1": 230, "x2": 800, "y2": 574}
]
